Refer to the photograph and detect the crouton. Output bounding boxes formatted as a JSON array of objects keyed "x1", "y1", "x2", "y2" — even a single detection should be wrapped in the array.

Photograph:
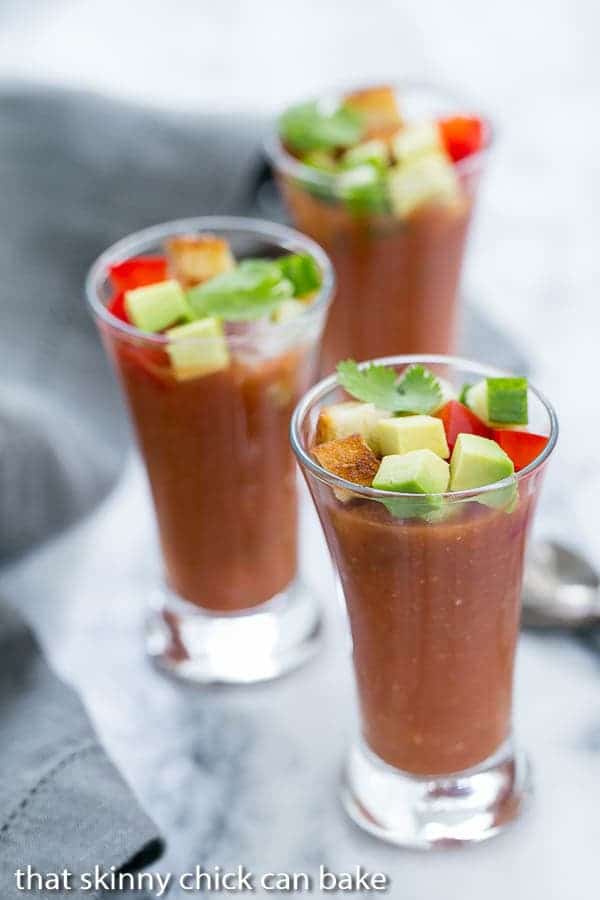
[
  {"x1": 344, "y1": 85, "x2": 403, "y2": 140},
  {"x1": 166, "y1": 234, "x2": 235, "y2": 287},
  {"x1": 315, "y1": 402, "x2": 391, "y2": 450},
  {"x1": 311, "y1": 434, "x2": 380, "y2": 491}
]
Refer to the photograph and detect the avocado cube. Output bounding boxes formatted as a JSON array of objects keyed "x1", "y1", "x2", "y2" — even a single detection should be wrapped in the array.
[
  {"x1": 392, "y1": 122, "x2": 443, "y2": 165},
  {"x1": 373, "y1": 450, "x2": 450, "y2": 494},
  {"x1": 271, "y1": 298, "x2": 305, "y2": 324},
  {"x1": 342, "y1": 139, "x2": 389, "y2": 170},
  {"x1": 166, "y1": 317, "x2": 229, "y2": 381},
  {"x1": 450, "y1": 433, "x2": 514, "y2": 491},
  {"x1": 374, "y1": 414, "x2": 449, "y2": 459},
  {"x1": 388, "y1": 152, "x2": 460, "y2": 219},
  {"x1": 125, "y1": 279, "x2": 189, "y2": 333},
  {"x1": 466, "y1": 378, "x2": 529, "y2": 426}
]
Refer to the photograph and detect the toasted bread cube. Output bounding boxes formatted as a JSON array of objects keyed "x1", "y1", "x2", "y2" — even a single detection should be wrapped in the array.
[
  {"x1": 344, "y1": 86, "x2": 402, "y2": 139},
  {"x1": 311, "y1": 434, "x2": 380, "y2": 500},
  {"x1": 315, "y1": 401, "x2": 391, "y2": 450},
  {"x1": 166, "y1": 234, "x2": 235, "y2": 287},
  {"x1": 374, "y1": 415, "x2": 450, "y2": 459}
]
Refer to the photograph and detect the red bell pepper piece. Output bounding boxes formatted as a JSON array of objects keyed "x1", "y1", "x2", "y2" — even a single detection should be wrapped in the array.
[
  {"x1": 107, "y1": 290, "x2": 131, "y2": 323},
  {"x1": 438, "y1": 116, "x2": 485, "y2": 163},
  {"x1": 436, "y1": 400, "x2": 491, "y2": 450},
  {"x1": 109, "y1": 256, "x2": 168, "y2": 292},
  {"x1": 491, "y1": 429, "x2": 548, "y2": 471}
]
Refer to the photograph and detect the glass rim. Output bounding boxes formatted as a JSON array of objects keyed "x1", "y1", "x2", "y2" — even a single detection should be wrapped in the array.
[
  {"x1": 265, "y1": 79, "x2": 494, "y2": 188},
  {"x1": 85, "y1": 215, "x2": 336, "y2": 346},
  {"x1": 290, "y1": 354, "x2": 559, "y2": 501}
]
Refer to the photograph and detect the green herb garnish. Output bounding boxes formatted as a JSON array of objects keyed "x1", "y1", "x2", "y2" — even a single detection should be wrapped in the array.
[
  {"x1": 279, "y1": 101, "x2": 364, "y2": 153},
  {"x1": 337, "y1": 360, "x2": 443, "y2": 414},
  {"x1": 187, "y1": 260, "x2": 293, "y2": 321}
]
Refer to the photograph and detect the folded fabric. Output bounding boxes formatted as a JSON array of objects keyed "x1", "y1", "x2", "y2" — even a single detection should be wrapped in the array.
[
  {"x1": 0, "y1": 602, "x2": 163, "y2": 900},
  {"x1": 0, "y1": 83, "x2": 267, "y2": 561}
]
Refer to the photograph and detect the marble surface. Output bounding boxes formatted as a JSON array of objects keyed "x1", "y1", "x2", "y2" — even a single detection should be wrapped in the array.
[
  {"x1": 1, "y1": 0, "x2": 599, "y2": 895},
  {"x1": 1, "y1": 451, "x2": 599, "y2": 899}
]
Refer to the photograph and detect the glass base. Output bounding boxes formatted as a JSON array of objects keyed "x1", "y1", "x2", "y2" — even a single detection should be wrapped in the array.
[
  {"x1": 146, "y1": 579, "x2": 322, "y2": 685},
  {"x1": 342, "y1": 738, "x2": 530, "y2": 849}
]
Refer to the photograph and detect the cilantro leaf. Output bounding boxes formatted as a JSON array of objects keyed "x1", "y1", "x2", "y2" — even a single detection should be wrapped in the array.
[
  {"x1": 337, "y1": 360, "x2": 442, "y2": 414},
  {"x1": 279, "y1": 101, "x2": 365, "y2": 153},
  {"x1": 395, "y1": 364, "x2": 443, "y2": 414},
  {"x1": 187, "y1": 260, "x2": 293, "y2": 321},
  {"x1": 336, "y1": 360, "x2": 401, "y2": 410}
]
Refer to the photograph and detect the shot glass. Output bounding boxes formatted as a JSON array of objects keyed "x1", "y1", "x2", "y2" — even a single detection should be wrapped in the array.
[
  {"x1": 87, "y1": 217, "x2": 333, "y2": 683},
  {"x1": 291, "y1": 355, "x2": 557, "y2": 847},
  {"x1": 267, "y1": 83, "x2": 491, "y2": 374}
]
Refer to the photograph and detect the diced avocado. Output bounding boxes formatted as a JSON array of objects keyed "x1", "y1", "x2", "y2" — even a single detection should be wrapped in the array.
[
  {"x1": 374, "y1": 414, "x2": 449, "y2": 459},
  {"x1": 449, "y1": 433, "x2": 514, "y2": 491},
  {"x1": 276, "y1": 253, "x2": 322, "y2": 297},
  {"x1": 338, "y1": 163, "x2": 390, "y2": 215},
  {"x1": 271, "y1": 298, "x2": 305, "y2": 324},
  {"x1": 301, "y1": 150, "x2": 338, "y2": 172},
  {"x1": 166, "y1": 317, "x2": 229, "y2": 381},
  {"x1": 315, "y1": 401, "x2": 391, "y2": 450},
  {"x1": 373, "y1": 450, "x2": 450, "y2": 493},
  {"x1": 392, "y1": 122, "x2": 443, "y2": 164},
  {"x1": 388, "y1": 152, "x2": 460, "y2": 219},
  {"x1": 125, "y1": 279, "x2": 189, "y2": 333},
  {"x1": 466, "y1": 378, "x2": 528, "y2": 426},
  {"x1": 342, "y1": 139, "x2": 388, "y2": 171}
]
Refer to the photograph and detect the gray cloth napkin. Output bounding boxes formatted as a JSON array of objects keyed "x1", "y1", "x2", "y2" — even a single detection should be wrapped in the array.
[
  {"x1": 0, "y1": 83, "x2": 267, "y2": 898},
  {"x1": 0, "y1": 604, "x2": 163, "y2": 900},
  {"x1": 0, "y1": 83, "x2": 267, "y2": 561}
]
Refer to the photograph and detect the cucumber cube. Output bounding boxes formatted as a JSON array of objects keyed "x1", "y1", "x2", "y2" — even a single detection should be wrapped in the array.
[
  {"x1": 276, "y1": 253, "x2": 322, "y2": 297},
  {"x1": 466, "y1": 378, "x2": 529, "y2": 426},
  {"x1": 450, "y1": 433, "x2": 514, "y2": 491},
  {"x1": 373, "y1": 450, "x2": 450, "y2": 493},
  {"x1": 125, "y1": 279, "x2": 189, "y2": 333},
  {"x1": 166, "y1": 317, "x2": 229, "y2": 381},
  {"x1": 487, "y1": 377, "x2": 528, "y2": 424},
  {"x1": 388, "y1": 152, "x2": 460, "y2": 219},
  {"x1": 374, "y1": 414, "x2": 449, "y2": 459}
]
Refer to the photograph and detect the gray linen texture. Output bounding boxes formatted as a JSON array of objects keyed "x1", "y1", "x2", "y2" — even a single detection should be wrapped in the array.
[{"x1": 0, "y1": 84, "x2": 267, "y2": 899}]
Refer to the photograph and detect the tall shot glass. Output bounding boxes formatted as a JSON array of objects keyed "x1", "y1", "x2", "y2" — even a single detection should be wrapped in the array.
[
  {"x1": 87, "y1": 217, "x2": 334, "y2": 684},
  {"x1": 267, "y1": 83, "x2": 491, "y2": 374},
  {"x1": 291, "y1": 355, "x2": 557, "y2": 847}
]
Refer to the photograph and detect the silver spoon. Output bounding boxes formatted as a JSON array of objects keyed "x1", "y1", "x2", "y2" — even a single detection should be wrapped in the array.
[{"x1": 521, "y1": 540, "x2": 600, "y2": 629}]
